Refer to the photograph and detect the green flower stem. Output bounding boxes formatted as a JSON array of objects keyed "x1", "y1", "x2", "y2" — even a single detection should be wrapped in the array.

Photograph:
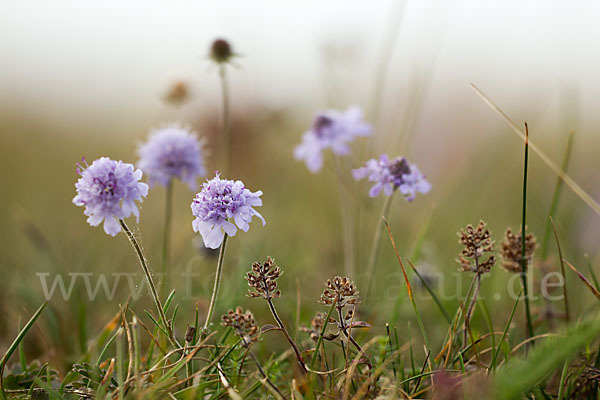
[
  {"x1": 160, "y1": 180, "x2": 173, "y2": 290},
  {"x1": 364, "y1": 193, "x2": 394, "y2": 299},
  {"x1": 219, "y1": 65, "x2": 232, "y2": 175},
  {"x1": 520, "y1": 123, "x2": 535, "y2": 341},
  {"x1": 119, "y1": 220, "x2": 178, "y2": 349},
  {"x1": 202, "y1": 233, "x2": 229, "y2": 332}
]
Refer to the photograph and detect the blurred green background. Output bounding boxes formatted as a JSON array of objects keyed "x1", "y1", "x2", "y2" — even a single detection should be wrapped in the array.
[{"x1": 1, "y1": 0, "x2": 600, "y2": 372}]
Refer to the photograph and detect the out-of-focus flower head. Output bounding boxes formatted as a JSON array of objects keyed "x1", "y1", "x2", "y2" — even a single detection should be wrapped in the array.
[
  {"x1": 137, "y1": 124, "x2": 206, "y2": 190},
  {"x1": 191, "y1": 173, "x2": 265, "y2": 249},
  {"x1": 210, "y1": 38, "x2": 234, "y2": 65},
  {"x1": 294, "y1": 106, "x2": 372, "y2": 173},
  {"x1": 352, "y1": 154, "x2": 431, "y2": 200},
  {"x1": 73, "y1": 157, "x2": 149, "y2": 236},
  {"x1": 163, "y1": 81, "x2": 189, "y2": 106},
  {"x1": 500, "y1": 227, "x2": 537, "y2": 273}
]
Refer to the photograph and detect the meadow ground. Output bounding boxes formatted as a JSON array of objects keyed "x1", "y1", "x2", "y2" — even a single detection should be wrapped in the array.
[{"x1": 2, "y1": 15, "x2": 600, "y2": 400}]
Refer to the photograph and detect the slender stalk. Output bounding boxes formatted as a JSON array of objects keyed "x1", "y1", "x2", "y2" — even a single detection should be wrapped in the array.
[
  {"x1": 310, "y1": 301, "x2": 337, "y2": 368},
  {"x1": 248, "y1": 350, "x2": 287, "y2": 400},
  {"x1": 266, "y1": 298, "x2": 307, "y2": 373},
  {"x1": 364, "y1": 194, "x2": 394, "y2": 299},
  {"x1": 119, "y1": 220, "x2": 178, "y2": 348},
  {"x1": 520, "y1": 123, "x2": 535, "y2": 340},
  {"x1": 550, "y1": 217, "x2": 570, "y2": 322},
  {"x1": 219, "y1": 65, "x2": 232, "y2": 175},
  {"x1": 202, "y1": 233, "x2": 229, "y2": 332},
  {"x1": 337, "y1": 307, "x2": 372, "y2": 369},
  {"x1": 384, "y1": 220, "x2": 430, "y2": 350},
  {"x1": 161, "y1": 180, "x2": 173, "y2": 290},
  {"x1": 540, "y1": 130, "x2": 575, "y2": 260},
  {"x1": 463, "y1": 271, "x2": 481, "y2": 347},
  {"x1": 332, "y1": 155, "x2": 355, "y2": 278},
  {"x1": 116, "y1": 328, "x2": 125, "y2": 400}
]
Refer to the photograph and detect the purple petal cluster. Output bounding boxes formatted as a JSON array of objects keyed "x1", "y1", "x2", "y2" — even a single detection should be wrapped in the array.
[
  {"x1": 137, "y1": 124, "x2": 206, "y2": 190},
  {"x1": 294, "y1": 106, "x2": 372, "y2": 173},
  {"x1": 73, "y1": 157, "x2": 149, "y2": 236},
  {"x1": 352, "y1": 154, "x2": 431, "y2": 200},
  {"x1": 191, "y1": 173, "x2": 265, "y2": 249}
]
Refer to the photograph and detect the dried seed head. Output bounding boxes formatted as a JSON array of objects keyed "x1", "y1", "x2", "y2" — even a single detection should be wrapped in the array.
[
  {"x1": 185, "y1": 325, "x2": 196, "y2": 344},
  {"x1": 456, "y1": 220, "x2": 495, "y2": 273},
  {"x1": 320, "y1": 276, "x2": 360, "y2": 309},
  {"x1": 221, "y1": 307, "x2": 259, "y2": 346},
  {"x1": 210, "y1": 38, "x2": 233, "y2": 64},
  {"x1": 300, "y1": 312, "x2": 333, "y2": 342},
  {"x1": 246, "y1": 257, "x2": 282, "y2": 300},
  {"x1": 500, "y1": 227, "x2": 537, "y2": 273}
]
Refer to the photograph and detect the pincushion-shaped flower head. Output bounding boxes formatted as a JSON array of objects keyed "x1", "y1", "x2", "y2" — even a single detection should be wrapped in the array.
[
  {"x1": 137, "y1": 124, "x2": 206, "y2": 190},
  {"x1": 294, "y1": 106, "x2": 372, "y2": 173},
  {"x1": 73, "y1": 157, "x2": 149, "y2": 236},
  {"x1": 352, "y1": 154, "x2": 431, "y2": 200},
  {"x1": 191, "y1": 173, "x2": 265, "y2": 249}
]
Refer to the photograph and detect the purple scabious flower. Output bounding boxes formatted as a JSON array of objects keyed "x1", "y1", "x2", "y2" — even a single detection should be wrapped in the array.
[
  {"x1": 137, "y1": 124, "x2": 206, "y2": 190},
  {"x1": 73, "y1": 157, "x2": 149, "y2": 236},
  {"x1": 191, "y1": 173, "x2": 265, "y2": 249},
  {"x1": 294, "y1": 106, "x2": 372, "y2": 173},
  {"x1": 352, "y1": 154, "x2": 431, "y2": 201}
]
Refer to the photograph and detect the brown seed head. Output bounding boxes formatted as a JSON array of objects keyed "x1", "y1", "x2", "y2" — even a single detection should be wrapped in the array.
[
  {"x1": 320, "y1": 276, "x2": 360, "y2": 309},
  {"x1": 185, "y1": 325, "x2": 196, "y2": 344},
  {"x1": 221, "y1": 307, "x2": 259, "y2": 346},
  {"x1": 500, "y1": 227, "x2": 537, "y2": 273},
  {"x1": 300, "y1": 312, "x2": 333, "y2": 342},
  {"x1": 457, "y1": 220, "x2": 495, "y2": 273},
  {"x1": 210, "y1": 38, "x2": 234, "y2": 64},
  {"x1": 246, "y1": 257, "x2": 282, "y2": 300}
]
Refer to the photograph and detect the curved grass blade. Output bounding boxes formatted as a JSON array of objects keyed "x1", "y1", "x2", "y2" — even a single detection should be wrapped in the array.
[
  {"x1": 470, "y1": 83, "x2": 600, "y2": 215},
  {"x1": 491, "y1": 315, "x2": 600, "y2": 400},
  {"x1": 0, "y1": 301, "x2": 47, "y2": 400}
]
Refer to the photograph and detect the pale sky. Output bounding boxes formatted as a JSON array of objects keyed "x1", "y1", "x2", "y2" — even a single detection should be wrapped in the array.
[{"x1": 1, "y1": 0, "x2": 600, "y2": 137}]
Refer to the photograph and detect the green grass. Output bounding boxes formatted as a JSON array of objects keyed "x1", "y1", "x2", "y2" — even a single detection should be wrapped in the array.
[{"x1": 1, "y1": 50, "x2": 599, "y2": 400}]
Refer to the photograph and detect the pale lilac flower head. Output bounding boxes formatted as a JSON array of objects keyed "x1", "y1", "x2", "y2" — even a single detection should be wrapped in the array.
[
  {"x1": 352, "y1": 154, "x2": 431, "y2": 201},
  {"x1": 73, "y1": 157, "x2": 149, "y2": 236},
  {"x1": 191, "y1": 173, "x2": 265, "y2": 249},
  {"x1": 137, "y1": 124, "x2": 206, "y2": 190},
  {"x1": 294, "y1": 106, "x2": 372, "y2": 173}
]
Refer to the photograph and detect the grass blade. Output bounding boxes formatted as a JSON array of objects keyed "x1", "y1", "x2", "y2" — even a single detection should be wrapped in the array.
[
  {"x1": 549, "y1": 217, "x2": 571, "y2": 321},
  {"x1": 563, "y1": 259, "x2": 600, "y2": 300},
  {"x1": 0, "y1": 301, "x2": 47, "y2": 400},
  {"x1": 408, "y1": 261, "x2": 451, "y2": 324},
  {"x1": 470, "y1": 83, "x2": 600, "y2": 216},
  {"x1": 491, "y1": 314, "x2": 600, "y2": 400},
  {"x1": 489, "y1": 288, "x2": 522, "y2": 373},
  {"x1": 540, "y1": 130, "x2": 575, "y2": 259}
]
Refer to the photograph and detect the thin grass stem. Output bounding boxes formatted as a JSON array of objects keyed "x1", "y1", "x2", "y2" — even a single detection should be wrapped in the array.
[
  {"x1": 219, "y1": 65, "x2": 232, "y2": 175},
  {"x1": 202, "y1": 233, "x2": 229, "y2": 333},
  {"x1": 160, "y1": 180, "x2": 173, "y2": 291},
  {"x1": 119, "y1": 220, "x2": 178, "y2": 348},
  {"x1": 549, "y1": 217, "x2": 570, "y2": 322},
  {"x1": 520, "y1": 123, "x2": 535, "y2": 341},
  {"x1": 364, "y1": 193, "x2": 394, "y2": 299}
]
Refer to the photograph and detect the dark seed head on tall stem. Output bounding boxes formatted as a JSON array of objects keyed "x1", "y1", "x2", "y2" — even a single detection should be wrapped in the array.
[
  {"x1": 221, "y1": 307, "x2": 259, "y2": 347},
  {"x1": 246, "y1": 257, "x2": 282, "y2": 300},
  {"x1": 457, "y1": 220, "x2": 496, "y2": 273},
  {"x1": 210, "y1": 38, "x2": 234, "y2": 64},
  {"x1": 320, "y1": 276, "x2": 360, "y2": 310},
  {"x1": 500, "y1": 227, "x2": 537, "y2": 273}
]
